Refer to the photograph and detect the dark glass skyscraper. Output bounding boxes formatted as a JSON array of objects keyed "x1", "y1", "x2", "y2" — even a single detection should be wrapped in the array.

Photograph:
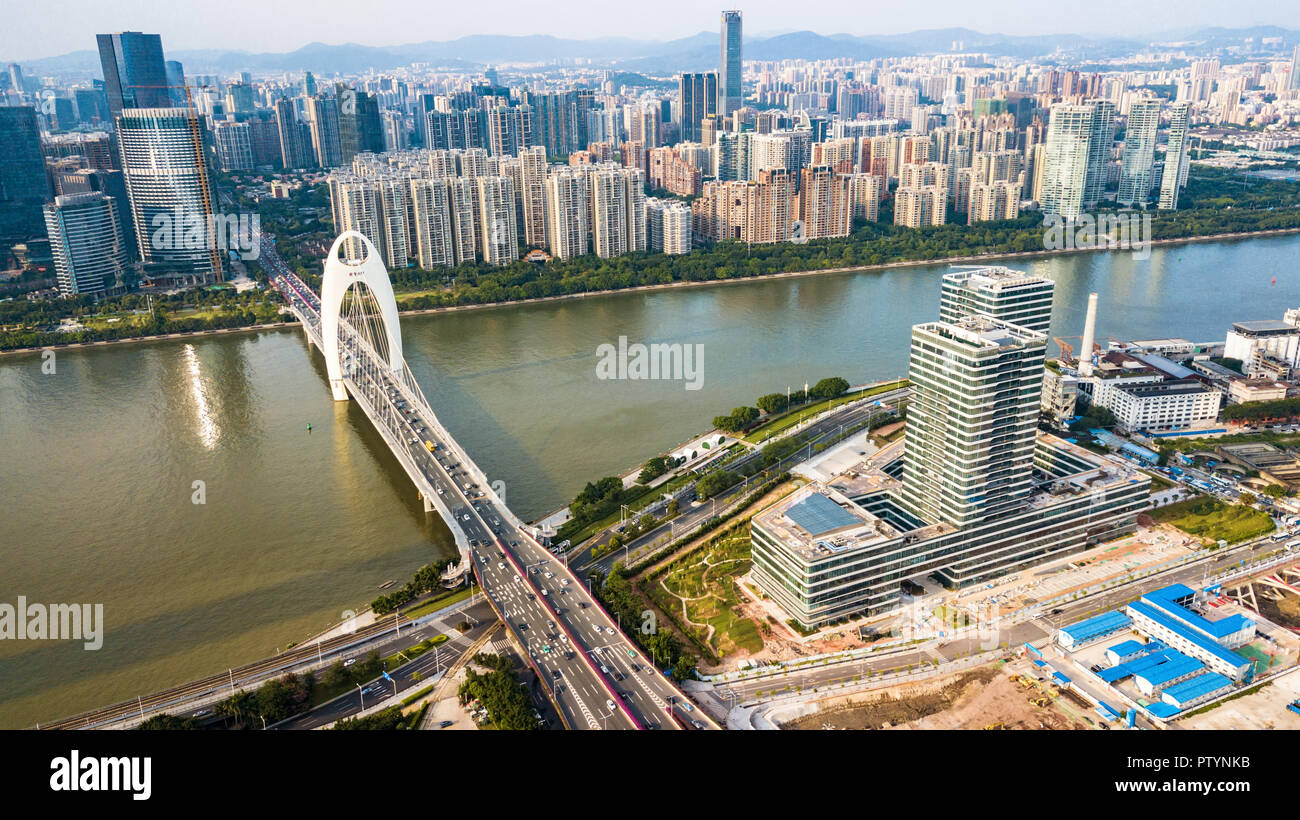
[
  {"x1": 678, "y1": 72, "x2": 717, "y2": 143},
  {"x1": 719, "y1": 10, "x2": 743, "y2": 116},
  {"x1": 0, "y1": 105, "x2": 51, "y2": 239},
  {"x1": 96, "y1": 31, "x2": 171, "y2": 120}
]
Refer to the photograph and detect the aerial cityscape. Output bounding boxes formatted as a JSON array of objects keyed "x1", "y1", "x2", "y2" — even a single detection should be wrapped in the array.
[{"x1": 4, "y1": 0, "x2": 1300, "y2": 790}]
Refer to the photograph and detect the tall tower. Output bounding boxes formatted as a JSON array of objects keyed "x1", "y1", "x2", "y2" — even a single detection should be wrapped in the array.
[
  {"x1": 96, "y1": 32, "x2": 170, "y2": 120},
  {"x1": 719, "y1": 11, "x2": 743, "y2": 116},
  {"x1": 1040, "y1": 103, "x2": 1094, "y2": 220},
  {"x1": 679, "y1": 72, "x2": 718, "y2": 143},
  {"x1": 0, "y1": 105, "x2": 50, "y2": 238},
  {"x1": 1158, "y1": 101, "x2": 1191, "y2": 211},
  {"x1": 901, "y1": 316, "x2": 1047, "y2": 528},
  {"x1": 117, "y1": 107, "x2": 220, "y2": 283},
  {"x1": 1118, "y1": 98, "x2": 1161, "y2": 207}
]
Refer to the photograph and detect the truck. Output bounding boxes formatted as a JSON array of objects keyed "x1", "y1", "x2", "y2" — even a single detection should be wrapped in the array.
[{"x1": 425, "y1": 440, "x2": 436, "y2": 452}]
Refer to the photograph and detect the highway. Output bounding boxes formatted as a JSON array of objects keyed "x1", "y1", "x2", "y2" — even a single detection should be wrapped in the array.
[
  {"x1": 262, "y1": 235, "x2": 712, "y2": 730},
  {"x1": 574, "y1": 387, "x2": 909, "y2": 575}
]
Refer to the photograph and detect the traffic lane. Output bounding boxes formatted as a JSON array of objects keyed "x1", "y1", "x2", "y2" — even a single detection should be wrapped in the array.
[
  {"x1": 512, "y1": 539, "x2": 686, "y2": 729},
  {"x1": 476, "y1": 539, "x2": 631, "y2": 729}
]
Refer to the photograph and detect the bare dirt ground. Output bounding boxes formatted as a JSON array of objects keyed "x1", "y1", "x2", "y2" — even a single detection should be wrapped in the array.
[
  {"x1": 1180, "y1": 669, "x2": 1300, "y2": 730},
  {"x1": 783, "y1": 664, "x2": 1091, "y2": 730}
]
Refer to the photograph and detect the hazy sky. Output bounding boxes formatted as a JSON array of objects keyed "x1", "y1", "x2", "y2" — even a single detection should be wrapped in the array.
[{"x1": 4, "y1": 0, "x2": 1297, "y2": 62}]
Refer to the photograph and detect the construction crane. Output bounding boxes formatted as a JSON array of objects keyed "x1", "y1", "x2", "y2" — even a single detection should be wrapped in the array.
[{"x1": 1053, "y1": 336, "x2": 1078, "y2": 363}]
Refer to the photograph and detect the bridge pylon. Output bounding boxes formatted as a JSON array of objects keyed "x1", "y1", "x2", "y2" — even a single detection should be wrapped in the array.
[{"x1": 320, "y1": 231, "x2": 404, "y2": 402}]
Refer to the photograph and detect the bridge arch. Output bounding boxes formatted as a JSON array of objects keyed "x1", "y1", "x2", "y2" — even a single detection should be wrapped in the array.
[{"x1": 320, "y1": 231, "x2": 404, "y2": 402}]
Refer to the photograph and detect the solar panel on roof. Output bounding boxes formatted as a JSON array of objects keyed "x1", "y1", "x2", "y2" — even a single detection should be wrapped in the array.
[{"x1": 786, "y1": 493, "x2": 860, "y2": 536}]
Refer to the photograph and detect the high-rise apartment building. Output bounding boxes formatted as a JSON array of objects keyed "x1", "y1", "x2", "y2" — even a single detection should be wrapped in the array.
[
  {"x1": 967, "y1": 180, "x2": 1021, "y2": 224},
  {"x1": 476, "y1": 175, "x2": 518, "y2": 265},
  {"x1": 1040, "y1": 103, "x2": 1095, "y2": 219},
  {"x1": 518, "y1": 145, "x2": 549, "y2": 247},
  {"x1": 274, "y1": 97, "x2": 312, "y2": 170},
  {"x1": 305, "y1": 95, "x2": 343, "y2": 169},
  {"x1": 545, "y1": 168, "x2": 589, "y2": 260},
  {"x1": 213, "y1": 120, "x2": 254, "y2": 171},
  {"x1": 894, "y1": 185, "x2": 946, "y2": 227},
  {"x1": 43, "y1": 192, "x2": 130, "y2": 296},
  {"x1": 1158, "y1": 101, "x2": 1191, "y2": 211},
  {"x1": 1083, "y1": 99, "x2": 1115, "y2": 207},
  {"x1": 408, "y1": 177, "x2": 455, "y2": 269},
  {"x1": 1118, "y1": 98, "x2": 1161, "y2": 207},
  {"x1": 646, "y1": 197, "x2": 691, "y2": 255},
  {"x1": 719, "y1": 11, "x2": 743, "y2": 116}
]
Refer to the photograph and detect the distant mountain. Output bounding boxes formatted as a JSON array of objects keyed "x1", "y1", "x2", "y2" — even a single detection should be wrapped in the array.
[{"x1": 12, "y1": 25, "x2": 1300, "y2": 79}]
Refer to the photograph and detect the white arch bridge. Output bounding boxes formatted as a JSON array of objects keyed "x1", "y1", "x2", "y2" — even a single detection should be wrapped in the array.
[
  {"x1": 269, "y1": 232, "x2": 522, "y2": 581},
  {"x1": 258, "y1": 231, "x2": 712, "y2": 730}
]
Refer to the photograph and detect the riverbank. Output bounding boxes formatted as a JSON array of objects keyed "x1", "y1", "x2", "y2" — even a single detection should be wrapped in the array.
[
  {"x1": 6, "y1": 224, "x2": 1298, "y2": 357},
  {"x1": 0, "y1": 319, "x2": 301, "y2": 357},
  {"x1": 386, "y1": 224, "x2": 1300, "y2": 318}
]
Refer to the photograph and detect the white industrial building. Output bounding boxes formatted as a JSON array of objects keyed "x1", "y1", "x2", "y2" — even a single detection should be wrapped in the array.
[{"x1": 1105, "y1": 379, "x2": 1222, "y2": 433}]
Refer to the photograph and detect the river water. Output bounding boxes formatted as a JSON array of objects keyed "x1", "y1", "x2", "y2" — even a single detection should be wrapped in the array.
[{"x1": 2, "y1": 235, "x2": 1297, "y2": 727}]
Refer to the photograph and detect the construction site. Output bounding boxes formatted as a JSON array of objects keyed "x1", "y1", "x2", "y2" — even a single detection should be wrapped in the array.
[{"x1": 782, "y1": 662, "x2": 1095, "y2": 731}]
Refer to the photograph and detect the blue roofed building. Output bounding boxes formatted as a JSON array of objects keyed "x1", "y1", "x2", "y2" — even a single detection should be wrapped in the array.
[
  {"x1": 1160, "y1": 673, "x2": 1234, "y2": 710},
  {"x1": 1057, "y1": 610, "x2": 1132, "y2": 650},
  {"x1": 1125, "y1": 584, "x2": 1255, "y2": 682}
]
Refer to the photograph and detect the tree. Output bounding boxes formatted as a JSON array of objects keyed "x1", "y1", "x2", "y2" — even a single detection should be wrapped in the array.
[
  {"x1": 667, "y1": 499, "x2": 680, "y2": 517},
  {"x1": 1239, "y1": 492, "x2": 1258, "y2": 507},
  {"x1": 809, "y1": 376, "x2": 849, "y2": 400},
  {"x1": 697, "y1": 470, "x2": 739, "y2": 499},
  {"x1": 637, "y1": 456, "x2": 669, "y2": 484},
  {"x1": 756, "y1": 393, "x2": 789, "y2": 415}
]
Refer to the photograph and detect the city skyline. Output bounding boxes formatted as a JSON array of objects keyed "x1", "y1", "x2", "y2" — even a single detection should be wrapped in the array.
[{"x1": 6, "y1": 1, "x2": 1300, "y2": 64}]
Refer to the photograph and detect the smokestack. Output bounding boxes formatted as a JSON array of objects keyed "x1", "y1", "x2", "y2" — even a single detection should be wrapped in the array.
[{"x1": 1079, "y1": 292, "x2": 1098, "y2": 377}]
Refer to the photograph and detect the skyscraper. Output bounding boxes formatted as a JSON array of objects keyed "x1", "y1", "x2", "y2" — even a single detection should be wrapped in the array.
[
  {"x1": 1083, "y1": 99, "x2": 1115, "y2": 208},
  {"x1": 305, "y1": 95, "x2": 343, "y2": 169},
  {"x1": 96, "y1": 32, "x2": 170, "y2": 120},
  {"x1": 900, "y1": 315, "x2": 1047, "y2": 528},
  {"x1": 1118, "y1": 98, "x2": 1161, "y2": 207},
  {"x1": 44, "y1": 192, "x2": 130, "y2": 297},
  {"x1": 678, "y1": 72, "x2": 718, "y2": 144},
  {"x1": 545, "y1": 168, "x2": 589, "y2": 260},
  {"x1": 408, "y1": 177, "x2": 455, "y2": 269},
  {"x1": 719, "y1": 11, "x2": 743, "y2": 116},
  {"x1": 518, "y1": 146, "x2": 549, "y2": 248},
  {"x1": 476, "y1": 175, "x2": 518, "y2": 265},
  {"x1": 1040, "y1": 103, "x2": 1094, "y2": 220},
  {"x1": 938, "y1": 266, "x2": 1055, "y2": 334},
  {"x1": 117, "y1": 107, "x2": 220, "y2": 284},
  {"x1": 1158, "y1": 101, "x2": 1191, "y2": 211},
  {"x1": 0, "y1": 105, "x2": 50, "y2": 239},
  {"x1": 274, "y1": 98, "x2": 312, "y2": 170},
  {"x1": 1290, "y1": 45, "x2": 1300, "y2": 92}
]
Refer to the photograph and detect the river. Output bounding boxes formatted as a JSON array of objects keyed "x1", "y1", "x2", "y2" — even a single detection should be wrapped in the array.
[{"x1": 1, "y1": 234, "x2": 1297, "y2": 727}]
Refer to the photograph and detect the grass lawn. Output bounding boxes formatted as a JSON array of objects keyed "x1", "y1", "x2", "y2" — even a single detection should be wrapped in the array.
[
  {"x1": 400, "y1": 586, "x2": 475, "y2": 621},
  {"x1": 1149, "y1": 496, "x2": 1275, "y2": 543},
  {"x1": 744, "y1": 380, "x2": 908, "y2": 444},
  {"x1": 648, "y1": 532, "x2": 763, "y2": 658}
]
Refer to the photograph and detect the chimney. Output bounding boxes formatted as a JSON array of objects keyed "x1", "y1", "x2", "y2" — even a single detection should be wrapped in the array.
[{"x1": 1079, "y1": 292, "x2": 1098, "y2": 377}]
